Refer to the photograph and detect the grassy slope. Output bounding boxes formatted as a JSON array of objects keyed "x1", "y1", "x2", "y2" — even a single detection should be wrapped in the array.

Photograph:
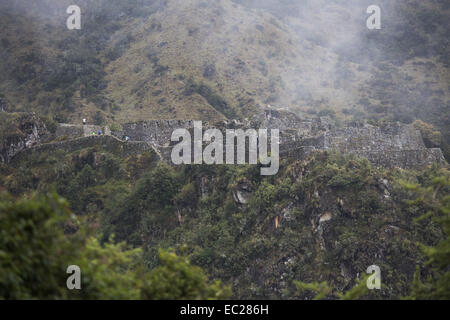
[
  {"x1": 0, "y1": 0, "x2": 447, "y2": 131},
  {"x1": 103, "y1": 0, "x2": 371, "y2": 121}
]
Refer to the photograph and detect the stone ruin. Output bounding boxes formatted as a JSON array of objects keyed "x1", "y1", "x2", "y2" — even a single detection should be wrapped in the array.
[
  {"x1": 2, "y1": 109, "x2": 446, "y2": 169},
  {"x1": 109, "y1": 109, "x2": 445, "y2": 169}
]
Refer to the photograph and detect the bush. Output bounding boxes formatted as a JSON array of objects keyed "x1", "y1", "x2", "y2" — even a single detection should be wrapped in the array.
[
  {"x1": 109, "y1": 123, "x2": 123, "y2": 132},
  {"x1": 41, "y1": 116, "x2": 58, "y2": 134},
  {"x1": 413, "y1": 120, "x2": 442, "y2": 148},
  {"x1": 0, "y1": 192, "x2": 231, "y2": 300},
  {"x1": 141, "y1": 249, "x2": 231, "y2": 300},
  {"x1": 93, "y1": 111, "x2": 105, "y2": 125}
]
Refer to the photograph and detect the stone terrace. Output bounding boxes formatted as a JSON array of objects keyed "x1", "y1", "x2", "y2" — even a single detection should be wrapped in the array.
[{"x1": 3, "y1": 109, "x2": 447, "y2": 169}]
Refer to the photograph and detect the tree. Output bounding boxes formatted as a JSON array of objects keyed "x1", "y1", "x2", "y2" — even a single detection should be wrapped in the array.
[
  {"x1": 141, "y1": 248, "x2": 231, "y2": 300},
  {"x1": 291, "y1": 276, "x2": 369, "y2": 300},
  {"x1": 0, "y1": 192, "x2": 231, "y2": 300},
  {"x1": 405, "y1": 168, "x2": 450, "y2": 299},
  {"x1": 0, "y1": 193, "x2": 82, "y2": 299},
  {"x1": 174, "y1": 182, "x2": 197, "y2": 208},
  {"x1": 413, "y1": 120, "x2": 442, "y2": 148}
]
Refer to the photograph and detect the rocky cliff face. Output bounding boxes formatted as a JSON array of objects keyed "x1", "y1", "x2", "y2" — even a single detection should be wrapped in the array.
[{"x1": 0, "y1": 113, "x2": 49, "y2": 163}]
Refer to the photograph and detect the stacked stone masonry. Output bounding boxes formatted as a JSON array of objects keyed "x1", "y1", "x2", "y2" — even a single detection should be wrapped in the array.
[{"x1": 4, "y1": 109, "x2": 447, "y2": 169}]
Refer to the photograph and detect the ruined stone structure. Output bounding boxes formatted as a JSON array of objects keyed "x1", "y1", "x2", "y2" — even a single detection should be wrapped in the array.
[
  {"x1": 112, "y1": 120, "x2": 195, "y2": 147},
  {"x1": 9, "y1": 135, "x2": 155, "y2": 167},
  {"x1": 55, "y1": 123, "x2": 110, "y2": 138},
  {"x1": 109, "y1": 109, "x2": 446, "y2": 169},
  {"x1": 2, "y1": 109, "x2": 447, "y2": 169}
]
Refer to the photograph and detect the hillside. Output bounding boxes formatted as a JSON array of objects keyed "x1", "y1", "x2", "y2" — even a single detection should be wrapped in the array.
[
  {"x1": 0, "y1": 1, "x2": 448, "y2": 136},
  {"x1": 0, "y1": 0, "x2": 449, "y2": 300},
  {"x1": 0, "y1": 111, "x2": 448, "y2": 299},
  {"x1": 0, "y1": 125, "x2": 448, "y2": 298}
]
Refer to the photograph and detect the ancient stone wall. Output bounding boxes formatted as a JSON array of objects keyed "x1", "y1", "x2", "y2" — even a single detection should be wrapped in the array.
[
  {"x1": 9, "y1": 135, "x2": 155, "y2": 167},
  {"x1": 55, "y1": 124, "x2": 107, "y2": 138},
  {"x1": 324, "y1": 123, "x2": 426, "y2": 152},
  {"x1": 2, "y1": 110, "x2": 447, "y2": 170},
  {"x1": 104, "y1": 112, "x2": 446, "y2": 169},
  {"x1": 111, "y1": 120, "x2": 196, "y2": 146},
  {"x1": 348, "y1": 148, "x2": 445, "y2": 168},
  {"x1": 134, "y1": 116, "x2": 444, "y2": 169}
]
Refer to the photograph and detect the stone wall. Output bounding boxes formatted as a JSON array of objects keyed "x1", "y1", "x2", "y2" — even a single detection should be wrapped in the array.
[
  {"x1": 9, "y1": 135, "x2": 156, "y2": 167},
  {"x1": 111, "y1": 120, "x2": 197, "y2": 146},
  {"x1": 109, "y1": 111, "x2": 446, "y2": 169},
  {"x1": 3, "y1": 110, "x2": 447, "y2": 170},
  {"x1": 56, "y1": 124, "x2": 107, "y2": 138},
  {"x1": 324, "y1": 123, "x2": 426, "y2": 152},
  {"x1": 348, "y1": 148, "x2": 445, "y2": 169}
]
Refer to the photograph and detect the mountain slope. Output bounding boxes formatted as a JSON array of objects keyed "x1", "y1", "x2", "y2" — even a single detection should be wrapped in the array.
[{"x1": 0, "y1": 0, "x2": 448, "y2": 132}]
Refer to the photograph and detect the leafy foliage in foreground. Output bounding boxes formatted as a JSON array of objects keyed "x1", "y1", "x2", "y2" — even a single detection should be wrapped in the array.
[
  {"x1": 0, "y1": 193, "x2": 230, "y2": 300},
  {"x1": 407, "y1": 171, "x2": 450, "y2": 299},
  {"x1": 141, "y1": 248, "x2": 231, "y2": 300}
]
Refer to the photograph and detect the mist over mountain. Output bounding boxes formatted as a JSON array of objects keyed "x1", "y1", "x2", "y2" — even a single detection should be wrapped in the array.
[
  {"x1": 0, "y1": 1, "x2": 448, "y2": 129},
  {"x1": 0, "y1": 0, "x2": 449, "y2": 301}
]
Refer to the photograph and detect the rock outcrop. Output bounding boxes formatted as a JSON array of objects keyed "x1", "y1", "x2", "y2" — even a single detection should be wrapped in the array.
[
  {"x1": 0, "y1": 113, "x2": 49, "y2": 163},
  {"x1": 233, "y1": 179, "x2": 253, "y2": 205}
]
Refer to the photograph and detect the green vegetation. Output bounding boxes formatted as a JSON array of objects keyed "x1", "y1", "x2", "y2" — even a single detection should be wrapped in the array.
[
  {"x1": 184, "y1": 78, "x2": 238, "y2": 119},
  {"x1": 0, "y1": 0, "x2": 449, "y2": 300},
  {"x1": 413, "y1": 120, "x2": 450, "y2": 161},
  {"x1": 141, "y1": 248, "x2": 231, "y2": 300},
  {"x1": 0, "y1": 112, "x2": 21, "y2": 144},
  {"x1": 406, "y1": 171, "x2": 450, "y2": 299},
  {"x1": 0, "y1": 0, "x2": 168, "y2": 122},
  {"x1": 2, "y1": 142, "x2": 447, "y2": 299},
  {"x1": 293, "y1": 167, "x2": 450, "y2": 301},
  {"x1": 1, "y1": 0, "x2": 447, "y2": 130},
  {"x1": 292, "y1": 275, "x2": 370, "y2": 300},
  {"x1": 0, "y1": 193, "x2": 230, "y2": 300}
]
